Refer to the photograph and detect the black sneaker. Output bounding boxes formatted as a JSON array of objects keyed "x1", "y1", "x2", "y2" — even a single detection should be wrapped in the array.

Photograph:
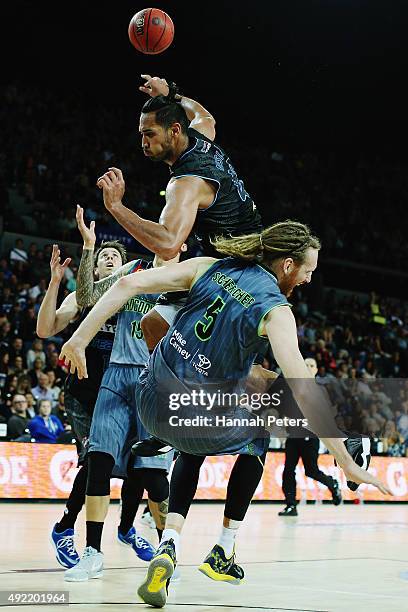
[
  {"x1": 330, "y1": 480, "x2": 342, "y2": 506},
  {"x1": 278, "y1": 505, "x2": 298, "y2": 516},
  {"x1": 198, "y1": 544, "x2": 244, "y2": 585},
  {"x1": 131, "y1": 437, "x2": 173, "y2": 457},
  {"x1": 344, "y1": 437, "x2": 371, "y2": 491},
  {"x1": 137, "y1": 539, "x2": 177, "y2": 608}
]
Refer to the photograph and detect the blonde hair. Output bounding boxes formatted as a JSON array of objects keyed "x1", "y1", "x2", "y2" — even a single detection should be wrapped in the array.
[{"x1": 212, "y1": 220, "x2": 321, "y2": 264}]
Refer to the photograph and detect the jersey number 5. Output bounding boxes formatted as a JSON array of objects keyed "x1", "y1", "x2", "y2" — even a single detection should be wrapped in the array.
[{"x1": 194, "y1": 296, "x2": 226, "y2": 342}]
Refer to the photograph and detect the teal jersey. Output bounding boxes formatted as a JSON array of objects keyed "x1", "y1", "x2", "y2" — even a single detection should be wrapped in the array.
[
  {"x1": 110, "y1": 260, "x2": 158, "y2": 366},
  {"x1": 151, "y1": 258, "x2": 288, "y2": 383}
]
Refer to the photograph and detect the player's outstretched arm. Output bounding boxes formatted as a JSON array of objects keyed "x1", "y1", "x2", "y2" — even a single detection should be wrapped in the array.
[
  {"x1": 263, "y1": 306, "x2": 391, "y2": 495},
  {"x1": 75, "y1": 205, "x2": 135, "y2": 307},
  {"x1": 97, "y1": 170, "x2": 206, "y2": 260},
  {"x1": 37, "y1": 245, "x2": 78, "y2": 337},
  {"x1": 139, "y1": 74, "x2": 216, "y2": 141},
  {"x1": 60, "y1": 257, "x2": 215, "y2": 378}
]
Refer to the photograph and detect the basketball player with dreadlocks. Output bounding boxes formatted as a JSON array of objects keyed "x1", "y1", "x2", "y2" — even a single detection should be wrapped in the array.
[{"x1": 60, "y1": 220, "x2": 391, "y2": 607}]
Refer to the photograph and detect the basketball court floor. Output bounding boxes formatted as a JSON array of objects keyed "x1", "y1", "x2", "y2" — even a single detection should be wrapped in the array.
[{"x1": 0, "y1": 502, "x2": 407, "y2": 611}]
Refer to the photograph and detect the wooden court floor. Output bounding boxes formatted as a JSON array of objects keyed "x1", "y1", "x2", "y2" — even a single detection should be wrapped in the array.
[{"x1": 0, "y1": 502, "x2": 407, "y2": 611}]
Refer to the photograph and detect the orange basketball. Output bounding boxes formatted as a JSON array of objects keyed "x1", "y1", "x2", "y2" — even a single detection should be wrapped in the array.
[{"x1": 128, "y1": 8, "x2": 174, "y2": 55}]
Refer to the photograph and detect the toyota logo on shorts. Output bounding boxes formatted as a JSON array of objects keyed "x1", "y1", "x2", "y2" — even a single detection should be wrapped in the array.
[{"x1": 197, "y1": 354, "x2": 211, "y2": 369}]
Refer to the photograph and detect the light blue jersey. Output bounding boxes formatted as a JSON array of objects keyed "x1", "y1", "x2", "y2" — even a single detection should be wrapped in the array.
[{"x1": 109, "y1": 260, "x2": 159, "y2": 366}]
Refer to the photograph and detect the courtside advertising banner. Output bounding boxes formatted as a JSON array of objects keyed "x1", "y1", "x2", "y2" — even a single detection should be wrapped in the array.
[{"x1": 0, "y1": 442, "x2": 407, "y2": 501}]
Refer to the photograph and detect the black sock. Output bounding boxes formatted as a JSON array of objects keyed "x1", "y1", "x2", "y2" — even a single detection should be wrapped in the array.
[
  {"x1": 157, "y1": 528, "x2": 163, "y2": 541},
  {"x1": 118, "y1": 473, "x2": 144, "y2": 536},
  {"x1": 55, "y1": 465, "x2": 88, "y2": 533},
  {"x1": 86, "y1": 521, "x2": 104, "y2": 552}
]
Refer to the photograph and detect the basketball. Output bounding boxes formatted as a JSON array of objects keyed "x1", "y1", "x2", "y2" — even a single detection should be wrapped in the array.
[{"x1": 128, "y1": 8, "x2": 174, "y2": 55}]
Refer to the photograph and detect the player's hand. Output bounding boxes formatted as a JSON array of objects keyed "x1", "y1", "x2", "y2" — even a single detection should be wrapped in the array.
[
  {"x1": 76, "y1": 205, "x2": 96, "y2": 249},
  {"x1": 96, "y1": 167, "x2": 125, "y2": 210},
  {"x1": 50, "y1": 245, "x2": 71, "y2": 283},
  {"x1": 60, "y1": 338, "x2": 88, "y2": 380},
  {"x1": 341, "y1": 457, "x2": 392, "y2": 496},
  {"x1": 139, "y1": 74, "x2": 169, "y2": 98}
]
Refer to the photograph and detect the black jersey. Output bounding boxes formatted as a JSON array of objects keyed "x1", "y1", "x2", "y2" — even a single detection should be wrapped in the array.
[
  {"x1": 170, "y1": 128, "x2": 263, "y2": 256},
  {"x1": 64, "y1": 308, "x2": 117, "y2": 409}
]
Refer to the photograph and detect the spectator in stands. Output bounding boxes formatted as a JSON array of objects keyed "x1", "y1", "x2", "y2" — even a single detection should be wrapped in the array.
[
  {"x1": 0, "y1": 258, "x2": 12, "y2": 282},
  {"x1": 45, "y1": 369, "x2": 61, "y2": 405},
  {"x1": 52, "y1": 390, "x2": 70, "y2": 427},
  {"x1": 19, "y1": 306, "x2": 38, "y2": 343},
  {"x1": 315, "y1": 365, "x2": 335, "y2": 385},
  {"x1": 5, "y1": 374, "x2": 19, "y2": 397},
  {"x1": 28, "y1": 243, "x2": 38, "y2": 259},
  {"x1": 16, "y1": 374, "x2": 33, "y2": 396},
  {"x1": 28, "y1": 356, "x2": 45, "y2": 387},
  {"x1": 26, "y1": 338, "x2": 46, "y2": 370},
  {"x1": 9, "y1": 239, "x2": 28, "y2": 265},
  {"x1": 29, "y1": 278, "x2": 47, "y2": 302},
  {"x1": 9, "y1": 356, "x2": 25, "y2": 377},
  {"x1": 7, "y1": 394, "x2": 30, "y2": 440},
  {"x1": 45, "y1": 342, "x2": 58, "y2": 360},
  {"x1": 383, "y1": 431, "x2": 407, "y2": 457},
  {"x1": 47, "y1": 352, "x2": 66, "y2": 385},
  {"x1": 28, "y1": 398, "x2": 64, "y2": 443},
  {"x1": 0, "y1": 321, "x2": 12, "y2": 349},
  {"x1": 25, "y1": 392, "x2": 36, "y2": 418},
  {"x1": 397, "y1": 405, "x2": 408, "y2": 442},
  {"x1": 0, "y1": 287, "x2": 14, "y2": 315},
  {"x1": 0, "y1": 352, "x2": 10, "y2": 375},
  {"x1": 31, "y1": 372, "x2": 54, "y2": 404},
  {"x1": 9, "y1": 337, "x2": 26, "y2": 366}
]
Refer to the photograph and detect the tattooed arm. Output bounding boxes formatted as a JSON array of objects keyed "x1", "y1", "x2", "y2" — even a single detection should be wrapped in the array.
[
  {"x1": 75, "y1": 205, "x2": 136, "y2": 307},
  {"x1": 76, "y1": 249, "x2": 136, "y2": 308}
]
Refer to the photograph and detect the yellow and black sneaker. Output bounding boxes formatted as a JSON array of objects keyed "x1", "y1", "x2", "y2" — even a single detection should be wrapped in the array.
[
  {"x1": 137, "y1": 538, "x2": 177, "y2": 608},
  {"x1": 198, "y1": 544, "x2": 244, "y2": 585}
]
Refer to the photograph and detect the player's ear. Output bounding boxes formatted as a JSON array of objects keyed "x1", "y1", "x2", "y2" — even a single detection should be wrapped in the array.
[
  {"x1": 171, "y1": 122, "x2": 182, "y2": 136},
  {"x1": 283, "y1": 257, "x2": 294, "y2": 275},
  {"x1": 94, "y1": 267, "x2": 99, "y2": 280}
]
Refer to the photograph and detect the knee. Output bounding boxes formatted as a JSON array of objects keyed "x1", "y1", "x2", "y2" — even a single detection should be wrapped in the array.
[
  {"x1": 86, "y1": 451, "x2": 115, "y2": 496},
  {"x1": 144, "y1": 470, "x2": 169, "y2": 502},
  {"x1": 141, "y1": 310, "x2": 169, "y2": 351}
]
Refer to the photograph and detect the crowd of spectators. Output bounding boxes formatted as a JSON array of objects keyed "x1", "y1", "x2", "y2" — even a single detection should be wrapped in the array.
[
  {"x1": 0, "y1": 240, "x2": 74, "y2": 443},
  {"x1": 2, "y1": 82, "x2": 408, "y2": 268}
]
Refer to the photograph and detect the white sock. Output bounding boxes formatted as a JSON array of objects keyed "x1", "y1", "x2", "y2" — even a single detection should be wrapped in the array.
[
  {"x1": 217, "y1": 523, "x2": 240, "y2": 558},
  {"x1": 161, "y1": 528, "x2": 180, "y2": 558}
]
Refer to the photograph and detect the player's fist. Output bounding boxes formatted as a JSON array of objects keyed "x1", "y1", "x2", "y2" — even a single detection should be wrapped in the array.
[{"x1": 96, "y1": 167, "x2": 125, "y2": 210}]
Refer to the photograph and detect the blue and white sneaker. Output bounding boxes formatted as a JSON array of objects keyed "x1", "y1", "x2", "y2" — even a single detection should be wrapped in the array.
[
  {"x1": 64, "y1": 546, "x2": 103, "y2": 582},
  {"x1": 50, "y1": 524, "x2": 80, "y2": 569},
  {"x1": 117, "y1": 526, "x2": 156, "y2": 561}
]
